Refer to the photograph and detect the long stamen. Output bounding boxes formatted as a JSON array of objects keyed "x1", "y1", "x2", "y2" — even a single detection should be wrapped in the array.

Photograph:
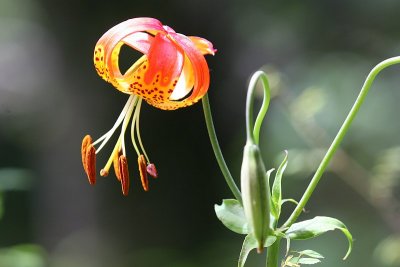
[
  {"x1": 130, "y1": 101, "x2": 142, "y2": 156},
  {"x1": 100, "y1": 138, "x2": 121, "y2": 177},
  {"x1": 134, "y1": 99, "x2": 151, "y2": 163},
  {"x1": 93, "y1": 96, "x2": 135, "y2": 152},
  {"x1": 101, "y1": 96, "x2": 139, "y2": 175}
]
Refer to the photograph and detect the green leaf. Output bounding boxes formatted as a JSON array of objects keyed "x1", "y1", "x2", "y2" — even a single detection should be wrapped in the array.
[
  {"x1": 238, "y1": 234, "x2": 277, "y2": 267},
  {"x1": 286, "y1": 216, "x2": 353, "y2": 260},
  {"x1": 215, "y1": 199, "x2": 248, "y2": 234},
  {"x1": 298, "y1": 258, "x2": 321, "y2": 265},
  {"x1": 266, "y1": 168, "x2": 275, "y2": 183},
  {"x1": 287, "y1": 255, "x2": 300, "y2": 266},
  {"x1": 0, "y1": 168, "x2": 35, "y2": 191},
  {"x1": 298, "y1": 250, "x2": 324, "y2": 259},
  {"x1": 271, "y1": 151, "x2": 288, "y2": 219},
  {"x1": 0, "y1": 244, "x2": 46, "y2": 267},
  {"x1": 238, "y1": 235, "x2": 256, "y2": 267}
]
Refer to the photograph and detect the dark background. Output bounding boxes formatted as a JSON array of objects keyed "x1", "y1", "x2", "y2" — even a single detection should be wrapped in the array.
[{"x1": 1, "y1": 0, "x2": 400, "y2": 266}]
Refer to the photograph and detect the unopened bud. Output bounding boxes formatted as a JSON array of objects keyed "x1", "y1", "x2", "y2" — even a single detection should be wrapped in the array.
[{"x1": 240, "y1": 141, "x2": 271, "y2": 253}]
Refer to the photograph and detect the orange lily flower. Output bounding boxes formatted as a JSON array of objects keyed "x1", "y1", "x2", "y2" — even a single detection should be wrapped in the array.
[{"x1": 81, "y1": 17, "x2": 216, "y2": 195}]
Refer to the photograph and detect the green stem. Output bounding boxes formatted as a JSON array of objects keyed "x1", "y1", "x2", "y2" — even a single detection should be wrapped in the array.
[
  {"x1": 246, "y1": 71, "x2": 272, "y2": 145},
  {"x1": 282, "y1": 56, "x2": 400, "y2": 229},
  {"x1": 266, "y1": 238, "x2": 281, "y2": 267},
  {"x1": 202, "y1": 94, "x2": 242, "y2": 203}
]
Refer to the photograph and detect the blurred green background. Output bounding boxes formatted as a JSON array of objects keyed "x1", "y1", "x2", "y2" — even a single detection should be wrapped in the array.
[{"x1": 1, "y1": 0, "x2": 400, "y2": 266}]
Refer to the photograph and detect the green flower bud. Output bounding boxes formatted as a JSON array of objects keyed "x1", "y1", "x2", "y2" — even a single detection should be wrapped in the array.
[{"x1": 240, "y1": 140, "x2": 271, "y2": 253}]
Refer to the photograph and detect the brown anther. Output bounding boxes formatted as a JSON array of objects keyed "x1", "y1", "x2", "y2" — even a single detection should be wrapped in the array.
[
  {"x1": 138, "y1": 155, "x2": 149, "y2": 191},
  {"x1": 81, "y1": 135, "x2": 96, "y2": 185},
  {"x1": 146, "y1": 163, "x2": 158, "y2": 178},
  {"x1": 81, "y1": 135, "x2": 92, "y2": 168},
  {"x1": 119, "y1": 155, "x2": 130, "y2": 196},
  {"x1": 113, "y1": 151, "x2": 122, "y2": 181}
]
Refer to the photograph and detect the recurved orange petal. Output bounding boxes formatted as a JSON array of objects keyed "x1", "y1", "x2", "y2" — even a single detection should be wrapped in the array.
[
  {"x1": 144, "y1": 33, "x2": 184, "y2": 87},
  {"x1": 169, "y1": 33, "x2": 211, "y2": 103},
  {"x1": 94, "y1": 18, "x2": 166, "y2": 87},
  {"x1": 189, "y1": 36, "x2": 216, "y2": 56}
]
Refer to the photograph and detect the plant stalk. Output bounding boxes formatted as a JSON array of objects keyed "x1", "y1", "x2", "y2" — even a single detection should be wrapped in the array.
[
  {"x1": 266, "y1": 238, "x2": 281, "y2": 267},
  {"x1": 202, "y1": 94, "x2": 242, "y2": 203},
  {"x1": 282, "y1": 56, "x2": 400, "y2": 229}
]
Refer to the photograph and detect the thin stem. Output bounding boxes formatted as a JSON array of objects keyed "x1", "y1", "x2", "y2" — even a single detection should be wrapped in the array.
[
  {"x1": 266, "y1": 238, "x2": 281, "y2": 267},
  {"x1": 282, "y1": 56, "x2": 400, "y2": 229},
  {"x1": 134, "y1": 99, "x2": 151, "y2": 162},
  {"x1": 202, "y1": 94, "x2": 242, "y2": 203},
  {"x1": 246, "y1": 71, "x2": 272, "y2": 145}
]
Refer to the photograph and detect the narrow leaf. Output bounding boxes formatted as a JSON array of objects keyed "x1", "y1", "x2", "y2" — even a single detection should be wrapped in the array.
[
  {"x1": 285, "y1": 237, "x2": 291, "y2": 256},
  {"x1": 238, "y1": 234, "x2": 277, "y2": 267},
  {"x1": 271, "y1": 151, "x2": 288, "y2": 219},
  {"x1": 286, "y1": 216, "x2": 353, "y2": 259},
  {"x1": 298, "y1": 258, "x2": 321, "y2": 265},
  {"x1": 238, "y1": 235, "x2": 257, "y2": 267},
  {"x1": 288, "y1": 256, "x2": 300, "y2": 264},
  {"x1": 264, "y1": 235, "x2": 277, "y2": 247},
  {"x1": 215, "y1": 199, "x2": 248, "y2": 234},
  {"x1": 266, "y1": 168, "x2": 275, "y2": 183},
  {"x1": 298, "y1": 250, "x2": 324, "y2": 259}
]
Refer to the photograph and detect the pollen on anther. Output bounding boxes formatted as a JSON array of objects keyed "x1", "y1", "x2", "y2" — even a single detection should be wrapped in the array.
[
  {"x1": 81, "y1": 135, "x2": 96, "y2": 185},
  {"x1": 138, "y1": 155, "x2": 149, "y2": 191},
  {"x1": 119, "y1": 155, "x2": 130, "y2": 196},
  {"x1": 81, "y1": 135, "x2": 92, "y2": 167}
]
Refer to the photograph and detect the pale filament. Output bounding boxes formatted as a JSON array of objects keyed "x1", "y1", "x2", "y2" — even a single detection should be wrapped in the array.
[
  {"x1": 92, "y1": 95, "x2": 135, "y2": 153},
  {"x1": 101, "y1": 95, "x2": 139, "y2": 174}
]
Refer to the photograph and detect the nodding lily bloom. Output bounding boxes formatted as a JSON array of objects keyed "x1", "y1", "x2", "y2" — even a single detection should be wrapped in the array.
[{"x1": 81, "y1": 17, "x2": 216, "y2": 195}]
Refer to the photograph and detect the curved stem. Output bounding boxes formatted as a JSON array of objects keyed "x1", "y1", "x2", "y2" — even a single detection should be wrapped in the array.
[
  {"x1": 282, "y1": 56, "x2": 400, "y2": 229},
  {"x1": 202, "y1": 94, "x2": 242, "y2": 203},
  {"x1": 246, "y1": 71, "x2": 272, "y2": 145}
]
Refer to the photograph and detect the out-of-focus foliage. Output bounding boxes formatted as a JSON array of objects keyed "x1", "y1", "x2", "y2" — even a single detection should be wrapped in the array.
[
  {"x1": 0, "y1": 244, "x2": 46, "y2": 267},
  {"x1": 374, "y1": 235, "x2": 400, "y2": 267}
]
